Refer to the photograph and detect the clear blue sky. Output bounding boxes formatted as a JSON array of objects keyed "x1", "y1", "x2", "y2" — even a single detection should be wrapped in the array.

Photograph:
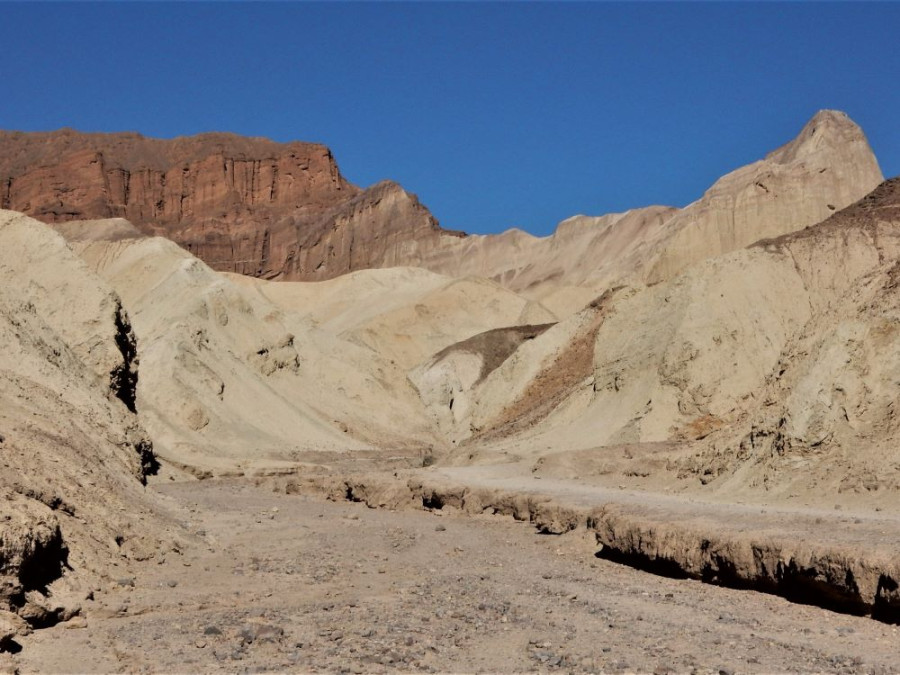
[{"x1": 2, "y1": 2, "x2": 897, "y2": 236}]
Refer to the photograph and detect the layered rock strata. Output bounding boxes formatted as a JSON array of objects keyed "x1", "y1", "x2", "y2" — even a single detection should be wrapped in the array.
[{"x1": 0, "y1": 130, "x2": 462, "y2": 280}]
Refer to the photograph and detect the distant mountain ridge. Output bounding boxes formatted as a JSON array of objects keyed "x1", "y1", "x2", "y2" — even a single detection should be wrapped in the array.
[{"x1": 0, "y1": 111, "x2": 883, "y2": 293}]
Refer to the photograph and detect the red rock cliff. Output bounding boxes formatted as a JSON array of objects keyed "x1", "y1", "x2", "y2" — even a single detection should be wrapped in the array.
[{"x1": 0, "y1": 128, "x2": 463, "y2": 280}]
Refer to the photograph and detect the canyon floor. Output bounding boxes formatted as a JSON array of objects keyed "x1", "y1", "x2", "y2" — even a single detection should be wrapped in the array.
[{"x1": 11, "y1": 473, "x2": 900, "y2": 675}]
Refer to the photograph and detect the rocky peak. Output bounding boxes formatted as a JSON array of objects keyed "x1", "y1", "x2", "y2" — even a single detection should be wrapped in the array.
[
  {"x1": 767, "y1": 109, "x2": 879, "y2": 167},
  {"x1": 642, "y1": 110, "x2": 884, "y2": 283}
]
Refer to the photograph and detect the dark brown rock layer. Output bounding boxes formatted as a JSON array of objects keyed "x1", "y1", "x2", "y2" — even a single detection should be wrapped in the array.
[{"x1": 0, "y1": 129, "x2": 463, "y2": 280}]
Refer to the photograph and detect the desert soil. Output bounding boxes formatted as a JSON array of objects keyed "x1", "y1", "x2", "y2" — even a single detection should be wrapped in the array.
[{"x1": 13, "y1": 478, "x2": 900, "y2": 674}]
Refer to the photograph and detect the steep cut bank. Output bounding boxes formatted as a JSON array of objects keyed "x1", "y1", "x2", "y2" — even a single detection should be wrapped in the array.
[
  {"x1": 0, "y1": 210, "x2": 173, "y2": 650},
  {"x1": 0, "y1": 129, "x2": 462, "y2": 281}
]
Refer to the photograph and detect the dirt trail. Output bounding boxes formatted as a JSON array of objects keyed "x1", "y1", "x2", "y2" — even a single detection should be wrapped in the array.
[{"x1": 13, "y1": 479, "x2": 900, "y2": 674}]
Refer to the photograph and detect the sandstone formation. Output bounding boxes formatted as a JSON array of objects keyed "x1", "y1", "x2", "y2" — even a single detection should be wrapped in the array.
[
  {"x1": 36, "y1": 111, "x2": 892, "y2": 502},
  {"x1": 427, "y1": 177, "x2": 900, "y2": 508},
  {"x1": 0, "y1": 129, "x2": 463, "y2": 281},
  {"x1": 59, "y1": 223, "x2": 425, "y2": 472},
  {"x1": 57, "y1": 221, "x2": 560, "y2": 472}
]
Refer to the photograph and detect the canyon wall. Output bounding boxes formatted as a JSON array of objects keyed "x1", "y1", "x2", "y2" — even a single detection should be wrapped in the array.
[{"x1": 0, "y1": 129, "x2": 461, "y2": 280}]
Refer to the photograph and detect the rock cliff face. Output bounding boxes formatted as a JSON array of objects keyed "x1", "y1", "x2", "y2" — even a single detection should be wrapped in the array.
[
  {"x1": 641, "y1": 110, "x2": 884, "y2": 283},
  {"x1": 0, "y1": 129, "x2": 461, "y2": 280},
  {"x1": 282, "y1": 179, "x2": 465, "y2": 280}
]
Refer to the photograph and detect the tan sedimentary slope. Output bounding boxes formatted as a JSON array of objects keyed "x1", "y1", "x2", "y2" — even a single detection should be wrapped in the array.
[
  {"x1": 0, "y1": 211, "x2": 166, "y2": 645},
  {"x1": 413, "y1": 290, "x2": 614, "y2": 447},
  {"x1": 233, "y1": 266, "x2": 556, "y2": 366},
  {"x1": 57, "y1": 217, "x2": 562, "y2": 472},
  {"x1": 332, "y1": 276, "x2": 556, "y2": 370},
  {"x1": 682, "y1": 179, "x2": 900, "y2": 498},
  {"x1": 401, "y1": 110, "x2": 882, "y2": 312},
  {"x1": 227, "y1": 266, "x2": 454, "y2": 336},
  {"x1": 433, "y1": 178, "x2": 900, "y2": 503},
  {"x1": 402, "y1": 206, "x2": 676, "y2": 312},
  {"x1": 59, "y1": 223, "x2": 437, "y2": 471}
]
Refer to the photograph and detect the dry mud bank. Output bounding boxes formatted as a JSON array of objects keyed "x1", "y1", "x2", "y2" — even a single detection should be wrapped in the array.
[
  {"x1": 272, "y1": 466, "x2": 900, "y2": 625},
  {"x1": 12, "y1": 479, "x2": 900, "y2": 674}
]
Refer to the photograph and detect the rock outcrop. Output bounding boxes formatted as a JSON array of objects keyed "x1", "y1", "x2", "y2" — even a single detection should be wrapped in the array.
[
  {"x1": 641, "y1": 110, "x2": 884, "y2": 283},
  {"x1": 0, "y1": 210, "x2": 168, "y2": 643},
  {"x1": 0, "y1": 129, "x2": 462, "y2": 281}
]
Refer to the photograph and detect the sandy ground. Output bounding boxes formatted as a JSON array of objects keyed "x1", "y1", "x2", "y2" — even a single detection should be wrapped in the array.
[{"x1": 13, "y1": 479, "x2": 900, "y2": 674}]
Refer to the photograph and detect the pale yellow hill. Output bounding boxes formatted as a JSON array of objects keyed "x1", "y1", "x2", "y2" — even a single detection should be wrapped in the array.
[{"x1": 403, "y1": 111, "x2": 882, "y2": 318}]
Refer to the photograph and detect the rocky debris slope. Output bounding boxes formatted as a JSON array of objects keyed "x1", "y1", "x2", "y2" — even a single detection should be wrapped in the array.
[
  {"x1": 0, "y1": 129, "x2": 463, "y2": 281},
  {"x1": 0, "y1": 210, "x2": 171, "y2": 649}
]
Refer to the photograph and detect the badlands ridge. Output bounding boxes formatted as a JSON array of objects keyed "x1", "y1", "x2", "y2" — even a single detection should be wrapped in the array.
[{"x1": 2, "y1": 110, "x2": 900, "y2": 658}]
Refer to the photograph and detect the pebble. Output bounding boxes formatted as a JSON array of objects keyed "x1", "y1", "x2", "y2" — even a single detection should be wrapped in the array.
[
  {"x1": 63, "y1": 616, "x2": 88, "y2": 630},
  {"x1": 239, "y1": 622, "x2": 284, "y2": 644}
]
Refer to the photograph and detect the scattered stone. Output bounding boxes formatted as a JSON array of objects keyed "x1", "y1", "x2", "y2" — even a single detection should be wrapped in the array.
[
  {"x1": 239, "y1": 622, "x2": 284, "y2": 645},
  {"x1": 0, "y1": 610, "x2": 29, "y2": 646}
]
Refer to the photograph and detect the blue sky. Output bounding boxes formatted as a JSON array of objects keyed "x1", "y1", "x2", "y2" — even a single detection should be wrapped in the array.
[{"x1": 2, "y1": 2, "x2": 897, "y2": 236}]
